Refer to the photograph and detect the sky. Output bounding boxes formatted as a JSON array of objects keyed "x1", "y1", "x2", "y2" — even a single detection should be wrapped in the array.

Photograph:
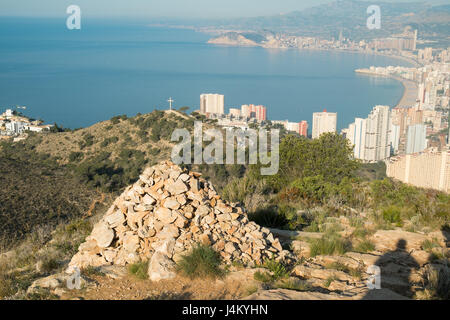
[{"x1": 0, "y1": 0, "x2": 445, "y2": 19}]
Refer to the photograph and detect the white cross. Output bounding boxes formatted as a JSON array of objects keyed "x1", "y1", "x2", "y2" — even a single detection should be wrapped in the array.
[{"x1": 167, "y1": 97, "x2": 174, "y2": 110}]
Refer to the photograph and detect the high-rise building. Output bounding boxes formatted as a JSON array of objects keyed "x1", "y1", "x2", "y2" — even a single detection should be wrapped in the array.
[
  {"x1": 241, "y1": 104, "x2": 266, "y2": 121},
  {"x1": 200, "y1": 94, "x2": 224, "y2": 115},
  {"x1": 387, "y1": 148, "x2": 449, "y2": 193},
  {"x1": 271, "y1": 120, "x2": 308, "y2": 137},
  {"x1": 406, "y1": 124, "x2": 427, "y2": 154},
  {"x1": 299, "y1": 121, "x2": 308, "y2": 137},
  {"x1": 364, "y1": 105, "x2": 391, "y2": 162},
  {"x1": 229, "y1": 108, "x2": 241, "y2": 117},
  {"x1": 345, "y1": 118, "x2": 367, "y2": 159},
  {"x1": 390, "y1": 124, "x2": 400, "y2": 154},
  {"x1": 312, "y1": 109, "x2": 337, "y2": 139}
]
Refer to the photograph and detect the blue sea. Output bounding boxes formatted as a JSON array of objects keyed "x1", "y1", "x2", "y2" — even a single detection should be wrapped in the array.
[{"x1": 0, "y1": 17, "x2": 411, "y2": 130}]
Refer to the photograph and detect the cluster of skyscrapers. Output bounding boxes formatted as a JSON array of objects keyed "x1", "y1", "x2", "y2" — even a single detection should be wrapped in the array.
[{"x1": 342, "y1": 105, "x2": 431, "y2": 163}]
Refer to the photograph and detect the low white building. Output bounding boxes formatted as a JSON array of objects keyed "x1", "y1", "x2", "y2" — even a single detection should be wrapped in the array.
[{"x1": 5, "y1": 121, "x2": 25, "y2": 134}]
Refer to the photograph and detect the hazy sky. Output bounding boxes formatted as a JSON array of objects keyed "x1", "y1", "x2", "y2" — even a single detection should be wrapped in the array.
[{"x1": 0, "y1": 0, "x2": 444, "y2": 19}]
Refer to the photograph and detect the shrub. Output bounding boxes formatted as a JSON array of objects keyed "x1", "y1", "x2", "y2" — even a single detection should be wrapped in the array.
[
  {"x1": 421, "y1": 239, "x2": 441, "y2": 252},
  {"x1": 276, "y1": 278, "x2": 311, "y2": 291},
  {"x1": 418, "y1": 264, "x2": 450, "y2": 300},
  {"x1": 0, "y1": 267, "x2": 14, "y2": 298},
  {"x1": 128, "y1": 261, "x2": 149, "y2": 280},
  {"x1": 69, "y1": 152, "x2": 83, "y2": 162},
  {"x1": 324, "y1": 275, "x2": 338, "y2": 288},
  {"x1": 82, "y1": 266, "x2": 105, "y2": 277},
  {"x1": 176, "y1": 244, "x2": 223, "y2": 279},
  {"x1": 382, "y1": 206, "x2": 402, "y2": 225},
  {"x1": 248, "y1": 207, "x2": 289, "y2": 229},
  {"x1": 40, "y1": 257, "x2": 60, "y2": 274},
  {"x1": 309, "y1": 234, "x2": 351, "y2": 257},
  {"x1": 253, "y1": 271, "x2": 273, "y2": 283},
  {"x1": 262, "y1": 257, "x2": 289, "y2": 280},
  {"x1": 354, "y1": 239, "x2": 375, "y2": 253}
]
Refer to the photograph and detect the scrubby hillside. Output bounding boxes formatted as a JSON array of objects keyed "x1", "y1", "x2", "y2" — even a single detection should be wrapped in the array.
[{"x1": 0, "y1": 110, "x2": 448, "y2": 300}]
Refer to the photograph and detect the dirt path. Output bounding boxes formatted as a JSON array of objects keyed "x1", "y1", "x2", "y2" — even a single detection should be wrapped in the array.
[{"x1": 62, "y1": 273, "x2": 255, "y2": 300}]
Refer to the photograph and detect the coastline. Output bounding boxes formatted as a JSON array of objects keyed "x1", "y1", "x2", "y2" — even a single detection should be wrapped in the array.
[
  {"x1": 207, "y1": 38, "x2": 420, "y2": 109},
  {"x1": 355, "y1": 71, "x2": 418, "y2": 108}
]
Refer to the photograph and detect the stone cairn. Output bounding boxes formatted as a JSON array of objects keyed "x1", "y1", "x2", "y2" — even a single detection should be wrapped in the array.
[{"x1": 68, "y1": 161, "x2": 291, "y2": 280}]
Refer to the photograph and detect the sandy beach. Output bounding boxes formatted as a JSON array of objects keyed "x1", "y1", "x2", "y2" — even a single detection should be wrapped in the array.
[{"x1": 392, "y1": 76, "x2": 419, "y2": 108}]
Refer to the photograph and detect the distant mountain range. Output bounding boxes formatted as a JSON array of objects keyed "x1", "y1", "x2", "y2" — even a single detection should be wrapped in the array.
[
  {"x1": 219, "y1": 1, "x2": 449, "y2": 41},
  {"x1": 154, "y1": 0, "x2": 450, "y2": 46}
]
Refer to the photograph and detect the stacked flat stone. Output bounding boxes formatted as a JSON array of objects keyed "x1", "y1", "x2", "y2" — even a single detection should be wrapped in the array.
[{"x1": 68, "y1": 161, "x2": 290, "y2": 274}]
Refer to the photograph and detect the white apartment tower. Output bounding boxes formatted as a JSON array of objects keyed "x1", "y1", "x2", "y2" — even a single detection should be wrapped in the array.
[
  {"x1": 364, "y1": 105, "x2": 391, "y2": 162},
  {"x1": 312, "y1": 110, "x2": 337, "y2": 139},
  {"x1": 345, "y1": 118, "x2": 367, "y2": 159},
  {"x1": 406, "y1": 124, "x2": 427, "y2": 154},
  {"x1": 200, "y1": 94, "x2": 224, "y2": 115}
]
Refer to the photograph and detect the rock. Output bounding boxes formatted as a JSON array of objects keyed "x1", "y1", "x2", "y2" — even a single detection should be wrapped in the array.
[
  {"x1": 345, "y1": 252, "x2": 380, "y2": 267},
  {"x1": 143, "y1": 194, "x2": 156, "y2": 205},
  {"x1": 355, "y1": 288, "x2": 410, "y2": 300},
  {"x1": 225, "y1": 242, "x2": 237, "y2": 254},
  {"x1": 315, "y1": 255, "x2": 362, "y2": 270},
  {"x1": 153, "y1": 238, "x2": 176, "y2": 258},
  {"x1": 167, "y1": 179, "x2": 188, "y2": 195},
  {"x1": 268, "y1": 228, "x2": 324, "y2": 240},
  {"x1": 155, "y1": 207, "x2": 176, "y2": 224},
  {"x1": 148, "y1": 252, "x2": 176, "y2": 282},
  {"x1": 123, "y1": 233, "x2": 140, "y2": 253},
  {"x1": 292, "y1": 265, "x2": 354, "y2": 282},
  {"x1": 291, "y1": 240, "x2": 311, "y2": 258},
  {"x1": 371, "y1": 229, "x2": 428, "y2": 252},
  {"x1": 158, "y1": 225, "x2": 180, "y2": 240},
  {"x1": 409, "y1": 250, "x2": 431, "y2": 266},
  {"x1": 105, "y1": 211, "x2": 125, "y2": 228},
  {"x1": 179, "y1": 174, "x2": 190, "y2": 182},
  {"x1": 91, "y1": 222, "x2": 114, "y2": 248},
  {"x1": 163, "y1": 198, "x2": 180, "y2": 210},
  {"x1": 244, "y1": 288, "x2": 351, "y2": 300}
]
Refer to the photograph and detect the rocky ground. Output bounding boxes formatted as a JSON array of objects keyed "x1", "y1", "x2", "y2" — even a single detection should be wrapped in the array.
[
  {"x1": 12, "y1": 161, "x2": 450, "y2": 300},
  {"x1": 24, "y1": 223, "x2": 449, "y2": 300}
]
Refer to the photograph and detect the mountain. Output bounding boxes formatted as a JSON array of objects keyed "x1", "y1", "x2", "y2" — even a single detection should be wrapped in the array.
[{"x1": 190, "y1": 0, "x2": 450, "y2": 43}]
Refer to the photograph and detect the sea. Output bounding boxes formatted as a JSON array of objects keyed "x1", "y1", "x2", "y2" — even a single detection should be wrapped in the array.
[{"x1": 0, "y1": 17, "x2": 412, "y2": 130}]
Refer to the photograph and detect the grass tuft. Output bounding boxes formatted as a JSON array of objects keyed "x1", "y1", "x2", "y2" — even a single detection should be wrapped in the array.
[
  {"x1": 128, "y1": 261, "x2": 149, "y2": 280},
  {"x1": 176, "y1": 244, "x2": 224, "y2": 279},
  {"x1": 309, "y1": 234, "x2": 351, "y2": 257}
]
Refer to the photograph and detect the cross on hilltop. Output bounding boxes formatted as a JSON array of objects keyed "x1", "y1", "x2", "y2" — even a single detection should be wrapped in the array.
[{"x1": 167, "y1": 97, "x2": 174, "y2": 110}]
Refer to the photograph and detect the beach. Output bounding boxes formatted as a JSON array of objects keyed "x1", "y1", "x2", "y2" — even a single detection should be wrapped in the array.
[{"x1": 393, "y1": 77, "x2": 419, "y2": 108}]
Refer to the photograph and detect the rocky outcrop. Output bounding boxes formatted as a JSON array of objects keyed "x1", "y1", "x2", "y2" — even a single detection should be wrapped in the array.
[{"x1": 68, "y1": 161, "x2": 291, "y2": 278}]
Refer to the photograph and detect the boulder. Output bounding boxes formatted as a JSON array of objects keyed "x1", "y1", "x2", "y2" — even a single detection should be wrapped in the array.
[{"x1": 148, "y1": 252, "x2": 176, "y2": 282}]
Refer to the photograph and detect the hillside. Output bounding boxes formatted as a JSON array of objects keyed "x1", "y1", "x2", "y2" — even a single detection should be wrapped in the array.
[
  {"x1": 0, "y1": 110, "x2": 246, "y2": 249},
  {"x1": 0, "y1": 110, "x2": 448, "y2": 300}
]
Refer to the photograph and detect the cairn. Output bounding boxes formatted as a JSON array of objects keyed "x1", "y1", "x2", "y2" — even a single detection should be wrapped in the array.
[{"x1": 68, "y1": 161, "x2": 290, "y2": 280}]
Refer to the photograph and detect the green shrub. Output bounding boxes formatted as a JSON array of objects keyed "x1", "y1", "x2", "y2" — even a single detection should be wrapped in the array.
[
  {"x1": 309, "y1": 234, "x2": 351, "y2": 257},
  {"x1": 262, "y1": 257, "x2": 289, "y2": 280},
  {"x1": 176, "y1": 244, "x2": 223, "y2": 279},
  {"x1": 354, "y1": 239, "x2": 375, "y2": 253},
  {"x1": 253, "y1": 271, "x2": 273, "y2": 283},
  {"x1": 421, "y1": 239, "x2": 441, "y2": 252},
  {"x1": 382, "y1": 206, "x2": 402, "y2": 225},
  {"x1": 276, "y1": 278, "x2": 311, "y2": 291},
  {"x1": 128, "y1": 261, "x2": 149, "y2": 280},
  {"x1": 324, "y1": 275, "x2": 338, "y2": 288},
  {"x1": 82, "y1": 266, "x2": 105, "y2": 277},
  {"x1": 69, "y1": 152, "x2": 84, "y2": 162},
  {"x1": 0, "y1": 269, "x2": 14, "y2": 298}
]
